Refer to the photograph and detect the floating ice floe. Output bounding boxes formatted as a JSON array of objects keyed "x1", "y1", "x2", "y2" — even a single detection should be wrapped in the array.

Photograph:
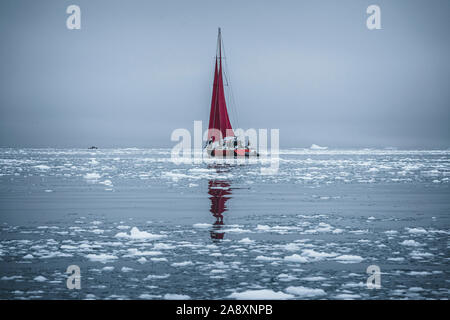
[
  {"x1": 139, "y1": 294, "x2": 161, "y2": 299},
  {"x1": 34, "y1": 276, "x2": 47, "y2": 282},
  {"x1": 228, "y1": 289, "x2": 294, "y2": 300},
  {"x1": 84, "y1": 172, "x2": 101, "y2": 180},
  {"x1": 285, "y1": 286, "x2": 326, "y2": 298},
  {"x1": 400, "y1": 240, "x2": 423, "y2": 247},
  {"x1": 1, "y1": 276, "x2": 23, "y2": 281},
  {"x1": 144, "y1": 274, "x2": 170, "y2": 280},
  {"x1": 284, "y1": 254, "x2": 308, "y2": 263},
  {"x1": 188, "y1": 168, "x2": 215, "y2": 174},
  {"x1": 99, "y1": 180, "x2": 113, "y2": 186},
  {"x1": 193, "y1": 223, "x2": 212, "y2": 228},
  {"x1": 210, "y1": 252, "x2": 222, "y2": 257},
  {"x1": 301, "y1": 249, "x2": 338, "y2": 261},
  {"x1": 405, "y1": 227, "x2": 427, "y2": 234},
  {"x1": 301, "y1": 276, "x2": 327, "y2": 282},
  {"x1": 86, "y1": 253, "x2": 118, "y2": 263},
  {"x1": 304, "y1": 223, "x2": 335, "y2": 234},
  {"x1": 406, "y1": 271, "x2": 432, "y2": 276},
  {"x1": 115, "y1": 227, "x2": 166, "y2": 240},
  {"x1": 121, "y1": 267, "x2": 133, "y2": 272},
  {"x1": 222, "y1": 227, "x2": 252, "y2": 233},
  {"x1": 171, "y1": 261, "x2": 193, "y2": 267},
  {"x1": 151, "y1": 257, "x2": 168, "y2": 262},
  {"x1": 334, "y1": 293, "x2": 361, "y2": 300},
  {"x1": 341, "y1": 282, "x2": 366, "y2": 288},
  {"x1": 277, "y1": 274, "x2": 298, "y2": 282},
  {"x1": 281, "y1": 243, "x2": 301, "y2": 251},
  {"x1": 102, "y1": 266, "x2": 114, "y2": 271},
  {"x1": 255, "y1": 225, "x2": 298, "y2": 234},
  {"x1": 283, "y1": 249, "x2": 354, "y2": 264},
  {"x1": 210, "y1": 270, "x2": 226, "y2": 277},
  {"x1": 334, "y1": 255, "x2": 364, "y2": 264},
  {"x1": 349, "y1": 229, "x2": 369, "y2": 235},
  {"x1": 60, "y1": 245, "x2": 77, "y2": 250},
  {"x1": 410, "y1": 250, "x2": 433, "y2": 259},
  {"x1": 238, "y1": 238, "x2": 255, "y2": 244},
  {"x1": 164, "y1": 293, "x2": 191, "y2": 300},
  {"x1": 124, "y1": 248, "x2": 163, "y2": 257},
  {"x1": 163, "y1": 172, "x2": 191, "y2": 182},
  {"x1": 387, "y1": 257, "x2": 405, "y2": 262}
]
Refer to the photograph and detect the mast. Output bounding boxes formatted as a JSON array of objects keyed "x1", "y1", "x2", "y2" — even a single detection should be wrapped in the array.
[{"x1": 218, "y1": 27, "x2": 222, "y2": 63}]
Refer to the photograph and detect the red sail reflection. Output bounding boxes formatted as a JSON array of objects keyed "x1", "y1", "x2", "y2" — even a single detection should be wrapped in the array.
[{"x1": 208, "y1": 180, "x2": 232, "y2": 241}]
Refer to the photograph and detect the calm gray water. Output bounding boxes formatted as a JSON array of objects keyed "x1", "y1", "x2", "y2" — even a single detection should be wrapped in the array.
[{"x1": 0, "y1": 148, "x2": 449, "y2": 300}]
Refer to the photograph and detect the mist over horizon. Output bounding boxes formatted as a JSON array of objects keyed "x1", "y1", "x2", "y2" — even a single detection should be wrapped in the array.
[{"x1": 1, "y1": 0, "x2": 449, "y2": 149}]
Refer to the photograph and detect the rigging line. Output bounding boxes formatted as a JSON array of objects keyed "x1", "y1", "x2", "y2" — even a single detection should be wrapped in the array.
[
  {"x1": 220, "y1": 36, "x2": 240, "y2": 132},
  {"x1": 221, "y1": 37, "x2": 239, "y2": 132},
  {"x1": 221, "y1": 42, "x2": 234, "y2": 128},
  {"x1": 224, "y1": 64, "x2": 239, "y2": 131}
]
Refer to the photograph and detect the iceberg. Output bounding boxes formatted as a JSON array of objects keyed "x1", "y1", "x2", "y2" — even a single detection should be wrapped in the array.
[{"x1": 310, "y1": 144, "x2": 328, "y2": 150}]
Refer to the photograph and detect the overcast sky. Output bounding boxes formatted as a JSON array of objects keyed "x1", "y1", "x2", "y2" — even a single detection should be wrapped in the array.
[{"x1": 0, "y1": 0, "x2": 449, "y2": 148}]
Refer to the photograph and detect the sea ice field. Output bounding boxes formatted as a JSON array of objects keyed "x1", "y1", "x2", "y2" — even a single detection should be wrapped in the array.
[{"x1": 0, "y1": 148, "x2": 449, "y2": 299}]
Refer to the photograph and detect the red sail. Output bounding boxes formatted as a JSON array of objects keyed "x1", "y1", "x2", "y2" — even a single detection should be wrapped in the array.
[
  {"x1": 217, "y1": 58, "x2": 234, "y2": 138},
  {"x1": 208, "y1": 60, "x2": 220, "y2": 140},
  {"x1": 208, "y1": 29, "x2": 234, "y2": 141}
]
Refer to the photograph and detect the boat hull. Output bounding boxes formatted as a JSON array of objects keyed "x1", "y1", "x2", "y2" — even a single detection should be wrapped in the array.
[{"x1": 207, "y1": 148, "x2": 259, "y2": 158}]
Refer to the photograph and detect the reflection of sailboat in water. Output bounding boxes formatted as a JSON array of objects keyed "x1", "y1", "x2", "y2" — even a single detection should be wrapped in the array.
[{"x1": 208, "y1": 179, "x2": 232, "y2": 241}]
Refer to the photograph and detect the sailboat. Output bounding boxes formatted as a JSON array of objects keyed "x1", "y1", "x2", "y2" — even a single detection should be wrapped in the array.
[{"x1": 205, "y1": 28, "x2": 259, "y2": 158}]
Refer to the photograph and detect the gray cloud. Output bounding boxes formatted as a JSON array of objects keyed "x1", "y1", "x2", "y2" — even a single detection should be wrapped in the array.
[{"x1": 0, "y1": 0, "x2": 449, "y2": 148}]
